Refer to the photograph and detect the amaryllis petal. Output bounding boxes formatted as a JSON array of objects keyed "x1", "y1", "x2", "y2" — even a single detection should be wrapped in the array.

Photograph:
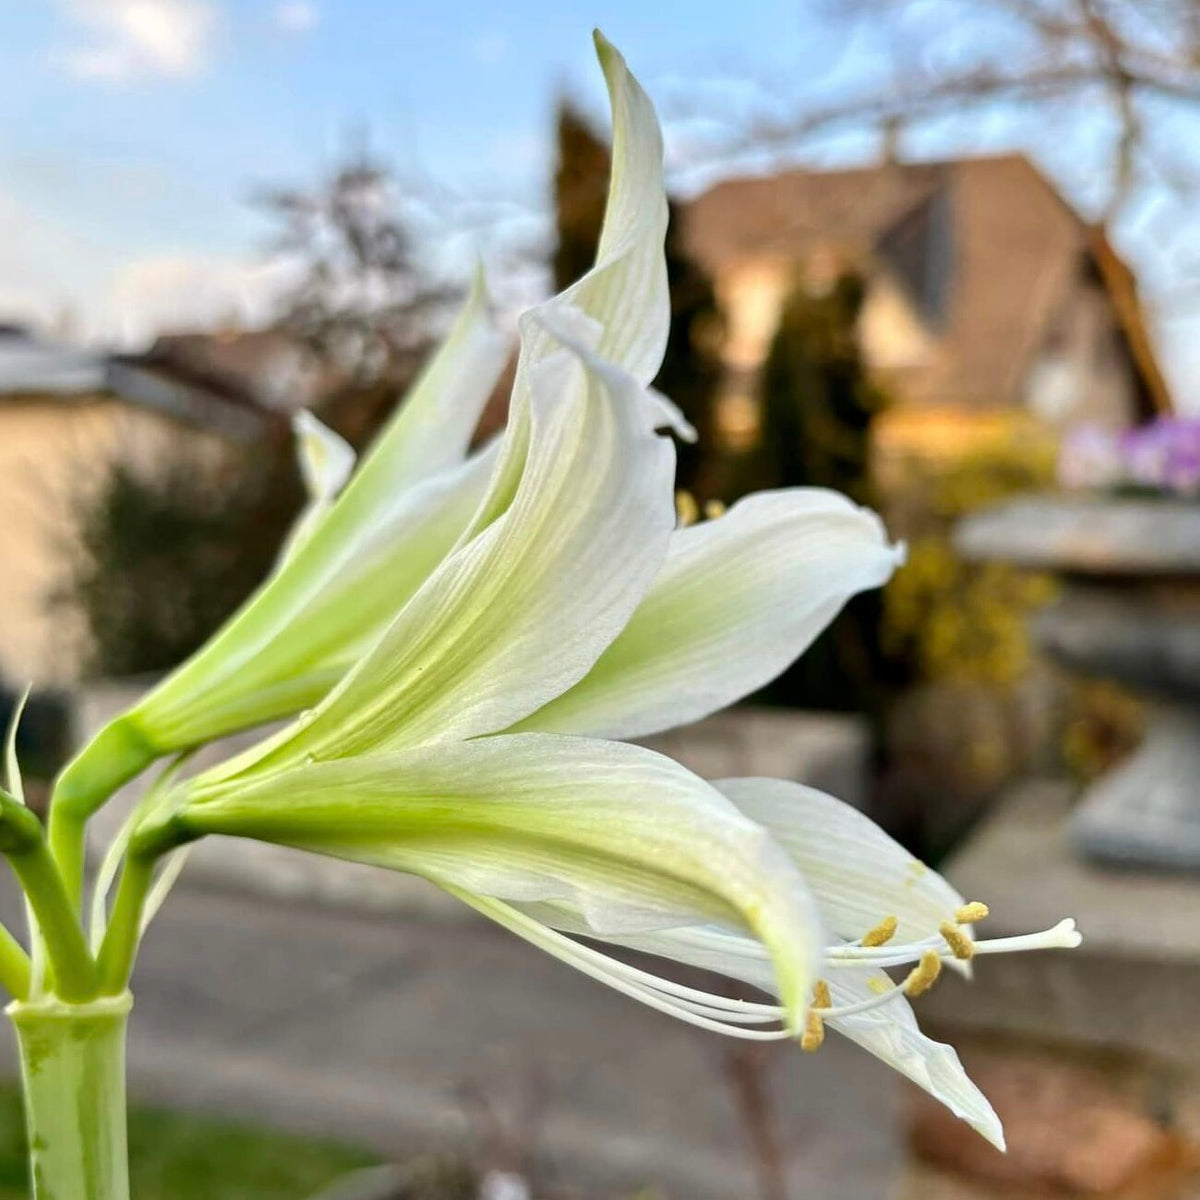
[
  {"x1": 455, "y1": 32, "x2": 674, "y2": 551},
  {"x1": 240, "y1": 329, "x2": 677, "y2": 767},
  {"x1": 823, "y1": 971, "x2": 1005, "y2": 1151},
  {"x1": 716, "y1": 777, "x2": 968, "y2": 947},
  {"x1": 55, "y1": 275, "x2": 508, "y2": 814},
  {"x1": 571, "y1": 918, "x2": 1003, "y2": 1149},
  {"x1": 275, "y1": 411, "x2": 357, "y2": 564},
  {"x1": 536, "y1": 31, "x2": 669, "y2": 388},
  {"x1": 178, "y1": 733, "x2": 824, "y2": 1033},
  {"x1": 513, "y1": 489, "x2": 903, "y2": 740},
  {"x1": 131, "y1": 447, "x2": 498, "y2": 751},
  {"x1": 347, "y1": 264, "x2": 508, "y2": 496}
]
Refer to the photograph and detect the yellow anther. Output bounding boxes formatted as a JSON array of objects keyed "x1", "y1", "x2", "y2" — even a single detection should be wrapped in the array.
[
  {"x1": 703, "y1": 498, "x2": 727, "y2": 520},
  {"x1": 812, "y1": 979, "x2": 831, "y2": 1010},
  {"x1": 868, "y1": 977, "x2": 892, "y2": 996},
  {"x1": 675, "y1": 490, "x2": 699, "y2": 526},
  {"x1": 955, "y1": 901, "x2": 990, "y2": 924},
  {"x1": 940, "y1": 920, "x2": 975, "y2": 961},
  {"x1": 904, "y1": 949, "x2": 942, "y2": 998},
  {"x1": 861, "y1": 915, "x2": 898, "y2": 947},
  {"x1": 800, "y1": 1009, "x2": 825, "y2": 1053}
]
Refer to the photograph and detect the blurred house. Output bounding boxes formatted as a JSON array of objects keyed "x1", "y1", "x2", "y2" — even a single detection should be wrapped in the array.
[
  {"x1": 134, "y1": 328, "x2": 329, "y2": 416},
  {"x1": 680, "y1": 154, "x2": 1172, "y2": 470},
  {"x1": 0, "y1": 324, "x2": 288, "y2": 685}
]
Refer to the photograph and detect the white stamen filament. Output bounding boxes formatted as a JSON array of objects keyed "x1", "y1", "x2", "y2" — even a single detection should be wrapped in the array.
[
  {"x1": 447, "y1": 889, "x2": 1080, "y2": 1041},
  {"x1": 448, "y1": 888, "x2": 794, "y2": 1040}
]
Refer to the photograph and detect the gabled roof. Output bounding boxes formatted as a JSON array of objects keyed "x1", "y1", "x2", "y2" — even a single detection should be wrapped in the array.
[
  {"x1": 0, "y1": 325, "x2": 281, "y2": 442},
  {"x1": 680, "y1": 154, "x2": 1170, "y2": 418},
  {"x1": 0, "y1": 325, "x2": 107, "y2": 395}
]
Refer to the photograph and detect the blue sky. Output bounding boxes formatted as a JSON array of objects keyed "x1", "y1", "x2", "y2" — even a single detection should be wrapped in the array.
[
  {"x1": 0, "y1": 0, "x2": 818, "y2": 338},
  {"x1": 2, "y1": 0, "x2": 1198, "y2": 409}
]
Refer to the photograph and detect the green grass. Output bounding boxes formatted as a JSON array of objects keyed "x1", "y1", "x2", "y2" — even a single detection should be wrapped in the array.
[{"x1": 0, "y1": 1084, "x2": 378, "y2": 1200}]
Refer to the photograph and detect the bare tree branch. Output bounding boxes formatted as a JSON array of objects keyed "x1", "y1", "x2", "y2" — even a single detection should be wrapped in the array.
[{"x1": 668, "y1": 0, "x2": 1200, "y2": 222}]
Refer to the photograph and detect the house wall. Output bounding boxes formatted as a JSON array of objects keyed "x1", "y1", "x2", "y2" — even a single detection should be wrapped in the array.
[
  {"x1": 1024, "y1": 275, "x2": 1139, "y2": 431},
  {"x1": 0, "y1": 396, "x2": 230, "y2": 685},
  {"x1": 711, "y1": 259, "x2": 790, "y2": 452},
  {"x1": 858, "y1": 274, "x2": 939, "y2": 371},
  {"x1": 709, "y1": 249, "x2": 1144, "y2": 460}
]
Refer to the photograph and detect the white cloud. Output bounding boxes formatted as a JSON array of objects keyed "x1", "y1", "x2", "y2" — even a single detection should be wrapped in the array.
[
  {"x1": 107, "y1": 253, "x2": 294, "y2": 343},
  {"x1": 0, "y1": 184, "x2": 292, "y2": 346},
  {"x1": 273, "y1": 0, "x2": 318, "y2": 35},
  {"x1": 54, "y1": 0, "x2": 218, "y2": 83}
]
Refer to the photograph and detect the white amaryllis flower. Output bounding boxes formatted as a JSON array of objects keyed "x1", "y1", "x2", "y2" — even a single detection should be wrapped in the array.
[
  {"x1": 94, "y1": 33, "x2": 1081, "y2": 1152},
  {"x1": 53, "y1": 266, "x2": 510, "y2": 813}
]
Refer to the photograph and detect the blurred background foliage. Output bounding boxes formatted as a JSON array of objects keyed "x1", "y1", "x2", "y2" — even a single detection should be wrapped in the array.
[
  {"x1": 55, "y1": 436, "x2": 302, "y2": 679},
  {"x1": 881, "y1": 422, "x2": 1058, "y2": 687}
]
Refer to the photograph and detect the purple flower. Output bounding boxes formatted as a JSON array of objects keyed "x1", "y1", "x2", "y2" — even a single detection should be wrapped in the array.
[{"x1": 1059, "y1": 417, "x2": 1200, "y2": 499}]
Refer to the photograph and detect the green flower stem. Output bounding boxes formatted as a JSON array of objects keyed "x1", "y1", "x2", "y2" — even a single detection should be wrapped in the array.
[
  {"x1": 0, "y1": 788, "x2": 96, "y2": 1002},
  {"x1": 45, "y1": 808, "x2": 86, "y2": 918},
  {"x1": 8, "y1": 993, "x2": 133, "y2": 1200},
  {"x1": 96, "y1": 805, "x2": 193, "y2": 996},
  {"x1": 96, "y1": 855, "x2": 153, "y2": 997},
  {"x1": 49, "y1": 715, "x2": 159, "y2": 911},
  {"x1": 0, "y1": 923, "x2": 31, "y2": 1001}
]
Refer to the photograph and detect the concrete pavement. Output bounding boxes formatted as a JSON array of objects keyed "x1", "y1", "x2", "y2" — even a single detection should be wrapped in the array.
[{"x1": 0, "y1": 873, "x2": 906, "y2": 1199}]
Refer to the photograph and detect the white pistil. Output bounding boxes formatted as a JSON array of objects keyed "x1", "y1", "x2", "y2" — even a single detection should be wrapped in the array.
[
  {"x1": 966, "y1": 918, "x2": 1082, "y2": 955},
  {"x1": 825, "y1": 919, "x2": 1081, "y2": 969}
]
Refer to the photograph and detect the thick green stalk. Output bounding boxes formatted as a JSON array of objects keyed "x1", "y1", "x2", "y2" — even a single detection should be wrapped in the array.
[
  {"x1": 8, "y1": 993, "x2": 132, "y2": 1200},
  {"x1": 96, "y1": 856, "x2": 153, "y2": 996},
  {"x1": 0, "y1": 789, "x2": 95, "y2": 1002},
  {"x1": 0, "y1": 924, "x2": 31, "y2": 1001},
  {"x1": 50, "y1": 715, "x2": 159, "y2": 911},
  {"x1": 96, "y1": 808, "x2": 193, "y2": 995}
]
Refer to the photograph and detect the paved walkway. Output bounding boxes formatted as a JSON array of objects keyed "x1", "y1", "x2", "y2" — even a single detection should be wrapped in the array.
[{"x1": 0, "y1": 876, "x2": 906, "y2": 1199}]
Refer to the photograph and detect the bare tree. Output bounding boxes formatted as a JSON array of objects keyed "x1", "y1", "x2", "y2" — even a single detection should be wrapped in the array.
[
  {"x1": 254, "y1": 142, "x2": 451, "y2": 389},
  {"x1": 668, "y1": 0, "x2": 1200, "y2": 222}
]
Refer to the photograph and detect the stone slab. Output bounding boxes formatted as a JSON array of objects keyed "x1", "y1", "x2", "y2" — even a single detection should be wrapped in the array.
[
  {"x1": 918, "y1": 781, "x2": 1200, "y2": 1062},
  {"x1": 956, "y1": 497, "x2": 1200, "y2": 576}
]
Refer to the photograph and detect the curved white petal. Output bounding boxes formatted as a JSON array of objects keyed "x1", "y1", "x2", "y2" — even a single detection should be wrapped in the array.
[
  {"x1": 182, "y1": 733, "x2": 824, "y2": 1032},
  {"x1": 824, "y1": 970, "x2": 1005, "y2": 1151},
  {"x1": 253, "y1": 332, "x2": 676, "y2": 763},
  {"x1": 294, "y1": 410, "x2": 356, "y2": 505},
  {"x1": 456, "y1": 33, "x2": 673, "y2": 559},
  {"x1": 117, "y1": 273, "x2": 508, "y2": 757},
  {"x1": 529, "y1": 915, "x2": 1001, "y2": 1149},
  {"x1": 350, "y1": 264, "x2": 508, "y2": 496},
  {"x1": 514, "y1": 489, "x2": 903, "y2": 739},
  {"x1": 277, "y1": 411, "x2": 357, "y2": 564},
  {"x1": 716, "y1": 777, "x2": 967, "y2": 948},
  {"x1": 133, "y1": 446, "x2": 497, "y2": 749},
  {"x1": 539, "y1": 32, "x2": 668, "y2": 387},
  {"x1": 4, "y1": 683, "x2": 30, "y2": 805}
]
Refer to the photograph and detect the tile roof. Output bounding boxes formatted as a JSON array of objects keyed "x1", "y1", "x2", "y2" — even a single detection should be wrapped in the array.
[{"x1": 680, "y1": 154, "x2": 1169, "y2": 416}]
